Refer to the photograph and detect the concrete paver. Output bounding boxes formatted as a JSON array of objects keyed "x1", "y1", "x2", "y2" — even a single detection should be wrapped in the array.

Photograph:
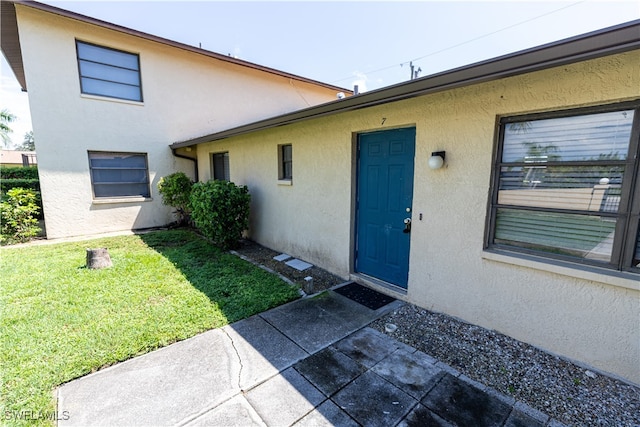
[
  {"x1": 221, "y1": 315, "x2": 307, "y2": 390},
  {"x1": 58, "y1": 328, "x2": 240, "y2": 426},
  {"x1": 57, "y1": 290, "x2": 565, "y2": 426},
  {"x1": 260, "y1": 292, "x2": 378, "y2": 353}
]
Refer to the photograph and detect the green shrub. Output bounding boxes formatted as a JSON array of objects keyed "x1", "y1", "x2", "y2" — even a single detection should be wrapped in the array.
[
  {"x1": 158, "y1": 172, "x2": 193, "y2": 225},
  {"x1": 1, "y1": 188, "x2": 41, "y2": 245},
  {"x1": 1, "y1": 178, "x2": 40, "y2": 193},
  {"x1": 189, "y1": 180, "x2": 250, "y2": 250},
  {"x1": 0, "y1": 165, "x2": 38, "y2": 180}
]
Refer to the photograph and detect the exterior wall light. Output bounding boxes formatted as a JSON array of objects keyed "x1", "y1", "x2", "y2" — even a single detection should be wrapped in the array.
[{"x1": 429, "y1": 151, "x2": 446, "y2": 170}]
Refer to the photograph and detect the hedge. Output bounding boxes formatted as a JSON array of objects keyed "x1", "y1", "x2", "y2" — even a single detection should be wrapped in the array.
[
  {"x1": 1, "y1": 179, "x2": 40, "y2": 193},
  {"x1": 0, "y1": 166, "x2": 39, "y2": 180}
]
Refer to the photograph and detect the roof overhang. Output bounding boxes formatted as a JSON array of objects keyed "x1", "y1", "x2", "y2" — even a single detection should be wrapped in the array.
[
  {"x1": 1, "y1": 1, "x2": 27, "y2": 90},
  {"x1": 171, "y1": 19, "x2": 640, "y2": 150},
  {"x1": 1, "y1": 0, "x2": 351, "y2": 94}
]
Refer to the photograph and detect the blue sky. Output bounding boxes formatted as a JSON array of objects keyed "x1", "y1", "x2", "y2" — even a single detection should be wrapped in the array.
[{"x1": 1, "y1": 0, "x2": 638, "y2": 148}]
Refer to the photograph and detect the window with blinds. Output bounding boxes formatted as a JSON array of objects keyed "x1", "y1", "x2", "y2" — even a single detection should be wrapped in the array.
[
  {"x1": 211, "y1": 152, "x2": 230, "y2": 181},
  {"x1": 76, "y1": 41, "x2": 143, "y2": 102},
  {"x1": 486, "y1": 102, "x2": 640, "y2": 273},
  {"x1": 88, "y1": 151, "x2": 150, "y2": 198}
]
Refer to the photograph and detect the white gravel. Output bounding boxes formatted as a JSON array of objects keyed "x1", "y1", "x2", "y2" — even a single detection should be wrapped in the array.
[{"x1": 370, "y1": 304, "x2": 640, "y2": 427}]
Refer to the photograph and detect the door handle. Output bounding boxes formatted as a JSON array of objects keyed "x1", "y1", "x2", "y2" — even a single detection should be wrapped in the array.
[{"x1": 403, "y1": 218, "x2": 411, "y2": 234}]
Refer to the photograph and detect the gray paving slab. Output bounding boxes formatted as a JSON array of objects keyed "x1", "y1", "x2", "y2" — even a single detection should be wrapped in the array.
[
  {"x1": 293, "y1": 400, "x2": 359, "y2": 427},
  {"x1": 285, "y1": 258, "x2": 313, "y2": 271},
  {"x1": 333, "y1": 326, "x2": 413, "y2": 368},
  {"x1": 371, "y1": 348, "x2": 445, "y2": 400},
  {"x1": 260, "y1": 291, "x2": 378, "y2": 353},
  {"x1": 222, "y1": 314, "x2": 308, "y2": 390},
  {"x1": 332, "y1": 370, "x2": 417, "y2": 427},
  {"x1": 245, "y1": 367, "x2": 325, "y2": 426},
  {"x1": 397, "y1": 403, "x2": 456, "y2": 427},
  {"x1": 58, "y1": 329, "x2": 239, "y2": 427},
  {"x1": 422, "y1": 373, "x2": 513, "y2": 427},
  {"x1": 184, "y1": 395, "x2": 266, "y2": 427},
  {"x1": 294, "y1": 347, "x2": 366, "y2": 397}
]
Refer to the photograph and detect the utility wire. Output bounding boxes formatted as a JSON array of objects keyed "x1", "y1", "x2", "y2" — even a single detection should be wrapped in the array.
[{"x1": 330, "y1": 0, "x2": 585, "y2": 84}]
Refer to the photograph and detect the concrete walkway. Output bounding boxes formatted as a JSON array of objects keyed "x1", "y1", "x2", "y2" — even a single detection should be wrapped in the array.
[{"x1": 57, "y1": 290, "x2": 563, "y2": 426}]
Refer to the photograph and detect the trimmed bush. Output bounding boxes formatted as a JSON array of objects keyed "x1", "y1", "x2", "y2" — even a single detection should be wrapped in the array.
[
  {"x1": 1, "y1": 188, "x2": 41, "y2": 244},
  {"x1": 157, "y1": 172, "x2": 193, "y2": 225},
  {"x1": 189, "y1": 180, "x2": 250, "y2": 250},
  {"x1": 0, "y1": 165, "x2": 38, "y2": 180},
  {"x1": 1, "y1": 178, "x2": 40, "y2": 193}
]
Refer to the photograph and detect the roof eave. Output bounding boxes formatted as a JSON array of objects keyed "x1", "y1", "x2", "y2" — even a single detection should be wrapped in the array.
[
  {"x1": 170, "y1": 19, "x2": 640, "y2": 150},
  {"x1": 1, "y1": 1, "x2": 27, "y2": 90}
]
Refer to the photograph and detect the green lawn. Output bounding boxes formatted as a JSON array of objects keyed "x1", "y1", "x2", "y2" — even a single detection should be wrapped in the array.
[{"x1": 0, "y1": 229, "x2": 300, "y2": 426}]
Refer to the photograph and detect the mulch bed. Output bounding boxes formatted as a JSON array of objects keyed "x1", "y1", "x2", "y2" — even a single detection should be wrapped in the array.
[{"x1": 232, "y1": 239, "x2": 346, "y2": 294}]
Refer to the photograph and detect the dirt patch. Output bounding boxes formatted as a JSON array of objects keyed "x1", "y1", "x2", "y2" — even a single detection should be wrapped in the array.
[{"x1": 232, "y1": 239, "x2": 346, "y2": 294}]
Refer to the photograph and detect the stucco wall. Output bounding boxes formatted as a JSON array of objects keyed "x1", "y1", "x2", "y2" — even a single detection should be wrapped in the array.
[
  {"x1": 196, "y1": 50, "x2": 640, "y2": 383},
  {"x1": 15, "y1": 5, "x2": 341, "y2": 239}
]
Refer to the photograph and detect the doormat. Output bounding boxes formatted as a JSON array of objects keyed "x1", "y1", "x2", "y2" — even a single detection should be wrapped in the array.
[{"x1": 334, "y1": 282, "x2": 396, "y2": 310}]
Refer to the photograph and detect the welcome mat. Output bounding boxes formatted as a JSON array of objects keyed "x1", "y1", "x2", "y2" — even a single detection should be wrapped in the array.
[{"x1": 334, "y1": 282, "x2": 396, "y2": 310}]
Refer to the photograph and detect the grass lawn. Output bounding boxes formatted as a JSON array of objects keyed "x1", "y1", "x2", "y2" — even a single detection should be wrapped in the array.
[{"x1": 0, "y1": 229, "x2": 300, "y2": 426}]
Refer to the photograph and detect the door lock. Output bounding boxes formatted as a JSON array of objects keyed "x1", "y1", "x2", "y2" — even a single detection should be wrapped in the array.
[{"x1": 403, "y1": 218, "x2": 411, "y2": 234}]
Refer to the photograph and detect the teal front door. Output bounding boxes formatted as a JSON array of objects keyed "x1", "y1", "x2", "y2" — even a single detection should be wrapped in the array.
[{"x1": 355, "y1": 127, "x2": 415, "y2": 288}]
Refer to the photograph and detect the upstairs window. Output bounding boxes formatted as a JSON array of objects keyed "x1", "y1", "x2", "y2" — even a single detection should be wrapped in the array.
[
  {"x1": 89, "y1": 151, "x2": 150, "y2": 199},
  {"x1": 211, "y1": 152, "x2": 230, "y2": 181},
  {"x1": 486, "y1": 102, "x2": 640, "y2": 273},
  {"x1": 76, "y1": 41, "x2": 143, "y2": 102},
  {"x1": 279, "y1": 144, "x2": 292, "y2": 181}
]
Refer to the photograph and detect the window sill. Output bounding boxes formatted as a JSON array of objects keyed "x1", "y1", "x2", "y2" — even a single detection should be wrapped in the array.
[
  {"x1": 278, "y1": 179, "x2": 293, "y2": 186},
  {"x1": 92, "y1": 197, "x2": 153, "y2": 205},
  {"x1": 80, "y1": 94, "x2": 144, "y2": 106},
  {"x1": 482, "y1": 250, "x2": 639, "y2": 292}
]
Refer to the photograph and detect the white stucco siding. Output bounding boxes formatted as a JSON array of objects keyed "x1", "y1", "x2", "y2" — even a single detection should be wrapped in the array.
[
  {"x1": 197, "y1": 50, "x2": 639, "y2": 383},
  {"x1": 14, "y1": 5, "x2": 340, "y2": 239}
]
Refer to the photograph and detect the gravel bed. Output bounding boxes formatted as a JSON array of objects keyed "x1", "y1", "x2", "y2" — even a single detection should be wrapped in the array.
[
  {"x1": 370, "y1": 305, "x2": 640, "y2": 427},
  {"x1": 233, "y1": 239, "x2": 640, "y2": 427}
]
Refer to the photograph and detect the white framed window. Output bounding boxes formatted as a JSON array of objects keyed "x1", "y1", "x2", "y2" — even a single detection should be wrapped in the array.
[
  {"x1": 211, "y1": 152, "x2": 230, "y2": 181},
  {"x1": 76, "y1": 41, "x2": 143, "y2": 102},
  {"x1": 486, "y1": 101, "x2": 640, "y2": 273},
  {"x1": 278, "y1": 144, "x2": 292, "y2": 181},
  {"x1": 88, "y1": 151, "x2": 150, "y2": 198}
]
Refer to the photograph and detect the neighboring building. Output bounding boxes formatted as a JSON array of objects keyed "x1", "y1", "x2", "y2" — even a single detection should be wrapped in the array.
[
  {"x1": 171, "y1": 22, "x2": 640, "y2": 383},
  {"x1": 0, "y1": 149, "x2": 37, "y2": 166},
  {"x1": 0, "y1": 0, "x2": 349, "y2": 238}
]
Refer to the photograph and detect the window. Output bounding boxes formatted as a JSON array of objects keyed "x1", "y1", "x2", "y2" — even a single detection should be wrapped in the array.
[
  {"x1": 279, "y1": 144, "x2": 292, "y2": 180},
  {"x1": 76, "y1": 41, "x2": 143, "y2": 102},
  {"x1": 486, "y1": 102, "x2": 640, "y2": 273},
  {"x1": 88, "y1": 151, "x2": 150, "y2": 198},
  {"x1": 211, "y1": 152, "x2": 230, "y2": 181}
]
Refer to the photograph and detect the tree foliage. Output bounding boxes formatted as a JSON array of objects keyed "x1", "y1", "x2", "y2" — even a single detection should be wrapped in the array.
[
  {"x1": 189, "y1": 180, "x2": 250, "y2": 250},
  {"x1": 1, "y1": 109, "x2": 16, "y2": 148},
  {"x1": 18, "y1": 131, "x2": 35, "y2": 151}
]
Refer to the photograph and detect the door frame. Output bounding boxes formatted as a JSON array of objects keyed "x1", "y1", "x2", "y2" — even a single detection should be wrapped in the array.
[{"x1": 350, "y1": 125, "x2": 416, "y2": 290}]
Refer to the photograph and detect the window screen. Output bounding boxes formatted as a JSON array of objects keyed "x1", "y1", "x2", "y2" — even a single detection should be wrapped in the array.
[
  {"x1": 280, "y1": 144, "x2": 292, "y2": 180},
  {"x1": 487, "y1": 103, "x2": 639, "y2": 272},
  {"x1": 77, "y1": 41, "x2": 142, "y2": 102},
  {"x1": 211, "y1": 152, "x2": 230, "y2": 181},
  {"x1": 89, "y1": 152, "x2": 150, "y2": 198}
]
